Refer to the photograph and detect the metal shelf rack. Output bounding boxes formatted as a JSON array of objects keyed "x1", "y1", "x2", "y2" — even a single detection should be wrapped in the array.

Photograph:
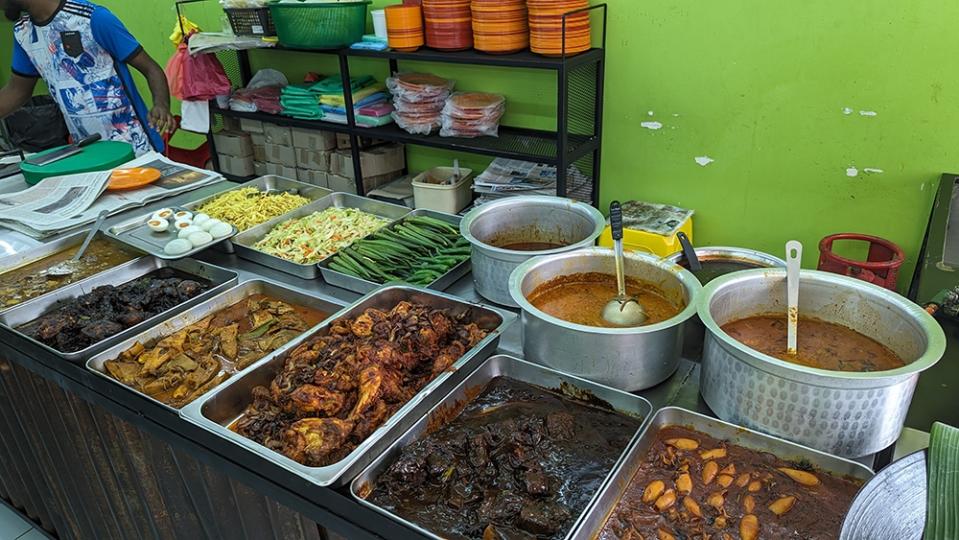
[{"x1": 202, "y1": 5, "x2": 607, "y2": 204}]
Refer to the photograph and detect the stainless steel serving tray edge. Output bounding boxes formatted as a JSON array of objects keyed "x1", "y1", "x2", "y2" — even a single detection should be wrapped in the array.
[
  {"x1": 319, "y1": 209, "x2": 472, "y2": 294},
  {"x1": 570, "y1": 406, "x2": 877, "y2": 540},
  {"x1": 232, "y1": 192, "x2": 411, "y2": 279},
  {"x1": 86, "y1": 279, "x2": 347, "y2": 412},
  {"x1": 0, "y1": 231, "x2": 138, "y2": 314},
  {"x1": 349, "y1": 353, "x2": 653, "y2": 540},
  {"x1": 181, "y1": 175, "x2": 333, "y2": 255},
  {"x1": 180, "y1": 284, "x2": 515, "y2": 487},
  {"x1": 106, "y1": 209, "x2": 238, "y2": 261},
  {"x1": 0, "y1": 257, "x2": 238, "y2": 362}
]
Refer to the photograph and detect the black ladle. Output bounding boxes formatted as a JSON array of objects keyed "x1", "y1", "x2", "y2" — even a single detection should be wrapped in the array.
[{"x1": 677, "y1": 231, "x2": 702, "y2": 272}]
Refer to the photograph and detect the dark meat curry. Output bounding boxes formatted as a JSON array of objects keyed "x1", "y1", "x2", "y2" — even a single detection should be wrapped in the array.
[
  {"x1": 598, "y1": 425, "x2": 863, "y2": 540},
  {"x1": 528, "y1": 272, "x2": 684, "y2": 328},
  {"x1": 497, "y1": 241, "x2": 566, "y2": 252},
  {"x1": 103, "y1": 294, "x2": 330, "y2": 408},
  {"x1": 368, "y1": 377, "x2": 642, "y2": 540},
  {"x1": 19, "y1": 268, "x2": 209, "y2": 353},
  {"x1": 722, "y1": 315, "x2": 904, "y2": 372},
  {"x1": 0, "y1": 238, "x2": 137, "y2": 309},
  {"x1": 231, "y1": 301, "x2": 489, "y2": 467}
]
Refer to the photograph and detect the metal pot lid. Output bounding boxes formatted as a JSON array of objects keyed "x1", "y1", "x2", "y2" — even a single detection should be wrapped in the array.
[
  {"x1": 508, "y1": 247, "x2": 703, "y2": 336},
  {"x1": 697, "y1": 268, "x2": 947, "y2": 383},
  {"x1": 840, "y1": 450, "x2": 926, "y2": 540},
  {"x1": 459, "y1": 196, "x2": 606, "y2": 255}
]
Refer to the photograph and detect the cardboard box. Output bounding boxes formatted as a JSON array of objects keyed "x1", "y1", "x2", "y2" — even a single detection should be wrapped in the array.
[
  {"x1": 251, "y1": 133, "x2": 266, "y2": 146},
  {"x1": 263, "y1": 162, "x2": 297, "y2": 179},
  {"x1": 328, "y1": 174, "x2": 357, "y2": 194},
  {"x1": 254, "y1": 161, "x2": 268, "y2": 177},
  {"x1": 331, "y1": 143, "x2": 406, "y2": 179},
  {"x1": 239, "y1": 118, "x2": 264, "y2": 133},
  {"x1": 263, "y1": 123, "x2": 293, "y2": 146},
  {"x1": 264, "y1": 143, "x2": 297, "y2": 167},
  {"x1": 295, "y1": 148, "x2": 331, "y2": 172},
  {"x1": 292, "y1": 128, "x2": 336, "y2": 150},
  {"x1": 218, "y1": 154, "x2": 255, "y2": 177},
  {"x1": 212, "y1": 130, "x2": 253, "y2": 158},
  {"x1": 297, "y1": 168, "x2": 329, "y2": 188},
  {"x1": 222, "y1": 116, "x2": 240, "y2": 131},
  {"x1": 336, "y1": 132, "x2": 386, "y2": 150},
  {"x1": 251, "y1": 133, "x2": 267, "y2": 162},
  {"x1": 329, "y1": 170, "x2": 402, "y2": 194}
]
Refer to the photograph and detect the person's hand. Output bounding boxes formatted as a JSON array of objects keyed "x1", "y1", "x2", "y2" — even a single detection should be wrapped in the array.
[{"x1": 149, "y1": 105, "x2": 176, "y2": 135}]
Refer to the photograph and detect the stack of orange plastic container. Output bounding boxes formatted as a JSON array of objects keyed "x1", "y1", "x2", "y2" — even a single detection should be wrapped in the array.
[
  {"x1": 471, "y1": 0, "x2": 528, "y2": 54},
  {"x1": 528, "y1": 0, "x2": 591, "y2": 56},
  {"x1": 385, "y1": 4, "x2": 425, "y2": 52},
  {"x1": 423, "y1": 0, "x2": 473, "y2": 51}
]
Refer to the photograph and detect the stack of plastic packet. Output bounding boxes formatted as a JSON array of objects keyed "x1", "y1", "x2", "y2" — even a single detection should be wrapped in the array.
[
  {"x1": 440, "y1": 92, "x2": 505, "y2": 137},
  {"x1": 280, "y1": 83, "x2": 324, "y2": 120},
  {"x1": 387, "y1": 72, "x2": 454, "y2": 135},
  {"x1": 319, "y1": 77, "x2": 393, "y2": 127}
]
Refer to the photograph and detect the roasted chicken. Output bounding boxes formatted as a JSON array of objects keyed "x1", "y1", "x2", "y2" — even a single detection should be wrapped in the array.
[
  {"x1": 231, "y1": 301, "x2": 489, "y2": 467},
  {"x1": 104, "y1": 295, "x2": 324, "y2": 408}
]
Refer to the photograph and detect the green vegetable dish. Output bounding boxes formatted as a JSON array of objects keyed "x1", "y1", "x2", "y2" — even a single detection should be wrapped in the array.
[
  {"x1": 252, "y1": 207, "x2": 390, "y2": 265},
  {"x1": 326, "y1": 215, "x2": 471, "y2": 286}
]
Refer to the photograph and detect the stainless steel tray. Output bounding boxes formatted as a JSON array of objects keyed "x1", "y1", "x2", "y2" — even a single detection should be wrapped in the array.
[
  {"x1": 232, "y1": 193, "x2": 411, "y2": 279},
  {"x1": 106, "y1": 206, "x2": 238, "y2": 261},
  {"x1": 182, "y1": 175, "x2": 333, "y2": 255},
  {"x1": 319, "y1": 209, "x2": 471, "y2": 294},
  {"x1": 840, "y1": 449, "x2": 926, "y2": 540},
  {"x1": 0, "y1": 257, "x2": 238, "y2": 362},
  {"x1": 180, "y1": 284, "x2": 515, "y2": 487},
  {"x1": 86, "y1": 279, "x2": 347, "y2": 412},
  {"x1": 571, "y1": 407, "x2": 877, "y2": 540},
  {"x1": 0, "y1": 231, "x2": 139, "y2": 313},
  {"x1": 350, "y1": 353, "x2": 653, "y2": 540}
]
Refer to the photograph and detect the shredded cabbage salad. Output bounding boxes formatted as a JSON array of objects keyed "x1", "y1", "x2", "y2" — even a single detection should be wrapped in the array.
[{"x1": 253, "y1": 207, "x2": 390, "y2": 265}]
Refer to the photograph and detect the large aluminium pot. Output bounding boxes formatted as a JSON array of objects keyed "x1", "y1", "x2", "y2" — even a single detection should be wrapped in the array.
[
  {"x1": 461, "y1": 196, "x2": 605, "y2": 307},
  {"x1": 665, "y1": 247, "x2": 786, "y2": 360},
  {"x1": 699, "y1": 269, "x2": 946, "y2": 458},
  {"x1": 509, "y1": 248, "x2": 702, "y2": 391}
]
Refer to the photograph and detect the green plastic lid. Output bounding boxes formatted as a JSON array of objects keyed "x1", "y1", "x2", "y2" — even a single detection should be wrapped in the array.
[{"x1": 20, "y1": 141, "x2": 136, "y2": 185}]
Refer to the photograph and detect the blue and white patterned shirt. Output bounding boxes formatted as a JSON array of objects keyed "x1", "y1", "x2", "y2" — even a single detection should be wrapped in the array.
[{"x1": 11, "y1": 0, "x2": 163, "y2": 155}]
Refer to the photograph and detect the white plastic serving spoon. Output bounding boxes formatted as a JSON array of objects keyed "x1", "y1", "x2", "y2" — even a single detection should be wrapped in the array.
[{"x1": 785, "y1": 240, "x2": 802, "y2": 355}]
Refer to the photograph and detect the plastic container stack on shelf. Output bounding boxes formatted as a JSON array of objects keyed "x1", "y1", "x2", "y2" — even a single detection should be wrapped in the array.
[
  {"x1": 528, "y1": 0, "x2": 591, "y2": 56},
  {"x1": 471, "y1": 0, "x2": 529, "y2": 54},
  {"x1": 440, "y1": 92, "x2": 506, "y2": 138},
  {"x1": 384, "y1": 4, "x2": 424, "y2": 52},
  {"x1": 423, "y1": 0, "x2": 473, "y2": 51},
  {"x1": 388, "y1": 73, "x2": 455, "y2": 135}
]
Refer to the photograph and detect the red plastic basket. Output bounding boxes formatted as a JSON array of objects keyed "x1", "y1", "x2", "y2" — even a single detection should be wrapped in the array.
[{"x1": 817, "y1": 233, "x2": 905, "y2": 291}]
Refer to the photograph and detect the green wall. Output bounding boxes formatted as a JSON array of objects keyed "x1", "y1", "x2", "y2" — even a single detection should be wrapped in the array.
[{"x1": 5, "y1": 0, "x2": 957, "y2": 288}]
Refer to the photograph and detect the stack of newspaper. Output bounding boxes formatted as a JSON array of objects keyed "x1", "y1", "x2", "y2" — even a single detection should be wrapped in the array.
[
  {"x1": 472, "y1": 158, "x2": 593, "y2": 205},
  {"x1": 0, "y1": 152, "x2": 223, "y2": 239}
]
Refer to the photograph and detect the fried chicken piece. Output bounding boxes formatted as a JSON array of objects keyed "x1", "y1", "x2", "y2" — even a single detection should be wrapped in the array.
[
  {"x1": 350, "y1": 364, "x2": 385, "y2": 419},
  {"x1": 351, "y1": 313, "x2": 375, "y2": 337},
  {"x1": 283, "y1": 418, "x2": 354, "y2": 466},
  {"x1": 351, "y1": 399, "x2": 391, "y2": 442},
  {"x1": 432, "y1": 341, "x2": 466, "y2": 375},
  {"x1": 286, "y1": 384, "x2": 348, "y2": 417},
  {"x1": 390, "y1": 302, "x2": 414, "y2": 318},
  {"x1": 428, "y1": 310, "x2": 452, "y2": 337}
]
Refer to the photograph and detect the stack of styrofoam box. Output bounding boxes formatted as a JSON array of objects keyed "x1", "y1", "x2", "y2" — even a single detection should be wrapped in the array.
[
  {"x1": 213, "y1": 130, "x2": 255, "y2": 178},
  {"x1": 329, "y1": 142, "x2": 406, "y2": 194},
  {"x1": 292, "y1": 128, "x2": 336, "y2": 188}
]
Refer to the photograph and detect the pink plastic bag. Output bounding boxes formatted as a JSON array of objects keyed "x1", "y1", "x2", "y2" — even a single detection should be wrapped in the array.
[
  {"x1": 164, "y1": 44, "x2": 187, "y2": 100},
  {"x1": 172, "y1": 44, "x2": 232, "y2": 101}
]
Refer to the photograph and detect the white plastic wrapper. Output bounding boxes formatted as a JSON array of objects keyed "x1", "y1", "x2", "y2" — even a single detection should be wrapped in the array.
[{"x1": 439, "y1": 92, "x2": 506, "y2": 138}]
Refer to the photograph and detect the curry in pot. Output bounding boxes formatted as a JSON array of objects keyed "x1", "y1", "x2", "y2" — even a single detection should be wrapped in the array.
[
  {"x1": 528, "y1": 272, "x2": 684, "y2": 328},
  {"x1": 721, "y1": 315, "x2": 905, "y2": 372}
]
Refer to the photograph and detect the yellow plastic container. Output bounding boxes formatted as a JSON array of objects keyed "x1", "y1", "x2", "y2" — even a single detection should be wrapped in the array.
[{"x1": 598, "y1": 200, "x2": 694, "y2": 257}]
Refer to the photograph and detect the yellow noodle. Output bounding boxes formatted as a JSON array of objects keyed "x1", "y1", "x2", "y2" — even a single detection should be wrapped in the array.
[{"x1": 195, "y1": 187, "x2": 310, "y2": 231}]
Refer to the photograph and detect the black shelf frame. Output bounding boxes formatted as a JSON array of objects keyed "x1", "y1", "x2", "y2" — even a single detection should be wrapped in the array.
[{"x1": 201, "y1": 4, "x2": 607, "y2": 204}]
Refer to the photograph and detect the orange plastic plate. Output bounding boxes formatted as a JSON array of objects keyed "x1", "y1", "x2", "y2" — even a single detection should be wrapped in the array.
[{"x1": 107, "y1": 167, "x2": 162, "y2": 191}]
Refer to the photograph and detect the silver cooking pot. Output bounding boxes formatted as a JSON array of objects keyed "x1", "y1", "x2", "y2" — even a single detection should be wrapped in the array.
[
  {"x1": 461, "y1": 196, "x2": 606, "y2": 306},
  {"x1": 698, "y1": 269, "x2": 946, "y2": 458},
  {"x1": 509, "y1": 248, "x2": 702, "y2": 391},
  {"x1": 665, "y1": 247, "x2": 786, "y2": 360}
]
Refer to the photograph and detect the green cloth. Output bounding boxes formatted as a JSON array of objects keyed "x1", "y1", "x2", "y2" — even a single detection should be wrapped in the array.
[
  {"x1": 311, "y1": 75, "x2": 374, "y2": 94},
  {"x1": 281, "y1": 83, "x2": 324, "y2": 120}
]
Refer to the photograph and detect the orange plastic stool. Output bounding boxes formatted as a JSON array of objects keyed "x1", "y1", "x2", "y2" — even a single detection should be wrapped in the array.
[{"x1": 817, "y1": 233, "x2": 905, "y2": 291}]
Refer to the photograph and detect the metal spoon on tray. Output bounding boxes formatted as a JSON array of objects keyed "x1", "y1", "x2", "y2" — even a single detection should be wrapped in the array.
[
  {"x1": 602, "y1": 201, "x2": 648, "y2": 326},
  {"x1": 785, "y1": 240, "x2": 802, "y2": 355},
  {"x1": 45, "y1": 210, "x2": 110, "y2": 277}
]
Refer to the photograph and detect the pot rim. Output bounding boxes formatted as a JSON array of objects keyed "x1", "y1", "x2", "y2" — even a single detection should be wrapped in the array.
[
  {"x1": 459, "y1": 196, "x2": 606, "y2": 257},
  {"x1": 508, "y1": 247, "x2": 703, "y2": 335},
  {"x1": 664, "y1": 246, "x2": 787, "y2": 267},
  {"x1": 698, "y1": 268, "x2": 947, "y2": 381}
]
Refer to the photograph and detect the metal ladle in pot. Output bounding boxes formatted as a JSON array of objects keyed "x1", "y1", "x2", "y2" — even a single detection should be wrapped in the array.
[
  {"x1": 786, "y1": 240, "x2": 802, "y2": 355},
  {"x1": 602, "y1": 201, "x2": 648, "y2": 326},
  {"x1": 45, "y1": 210, "x2": 110, "y2": 277}
]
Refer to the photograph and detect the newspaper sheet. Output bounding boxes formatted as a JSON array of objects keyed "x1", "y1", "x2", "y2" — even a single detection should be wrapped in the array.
[
  {"x1": 473, "y1": 158, "x2": 594, "y2": 204},
  {"x1": 0, "y1": 152, "x2": 223, "y2": 238}
]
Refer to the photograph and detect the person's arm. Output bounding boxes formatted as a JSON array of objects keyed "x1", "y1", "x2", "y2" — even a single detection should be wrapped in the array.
[
  {"x1": 0, "y1": 74, "x2": 38, "y2": 119},
  {"x1": 90, "y1": 6, "x2": 175, "y2": 135},
  {"x1": 126, "y1": 49, "x2": 175, "y2": 136}
]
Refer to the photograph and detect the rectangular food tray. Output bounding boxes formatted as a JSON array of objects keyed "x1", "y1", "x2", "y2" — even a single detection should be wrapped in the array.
[
  {"x1": 350, "y1": 353, "x2": 654, "y2": 540},
  {"x1": 569, "y1": 407, "x2": 877, "y2": 540},
  {"x1": 182, "y1": 175, "x2": 333, "y2": 254},
  {"x1": 86, "y1": 279, "x2": 347, "y2": 412},
  {"x1": 106, "y1": 208, "x2": 239, "y2": 261},
  {"x1": 0, "y1": 257, "x2": 238, "y2": 362},
  {"x1": 0, "y1": 231, "x2": 136, "y2": 314},
  {"x1": 319, "y1": 209, "x2": 471, "y2": 294},
  {"x1": 232, "y1": 192, "x2": 412, "y2": 279},
  {"x1": 180, "y1": 284, "x2": 515, "y2": 487}
]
